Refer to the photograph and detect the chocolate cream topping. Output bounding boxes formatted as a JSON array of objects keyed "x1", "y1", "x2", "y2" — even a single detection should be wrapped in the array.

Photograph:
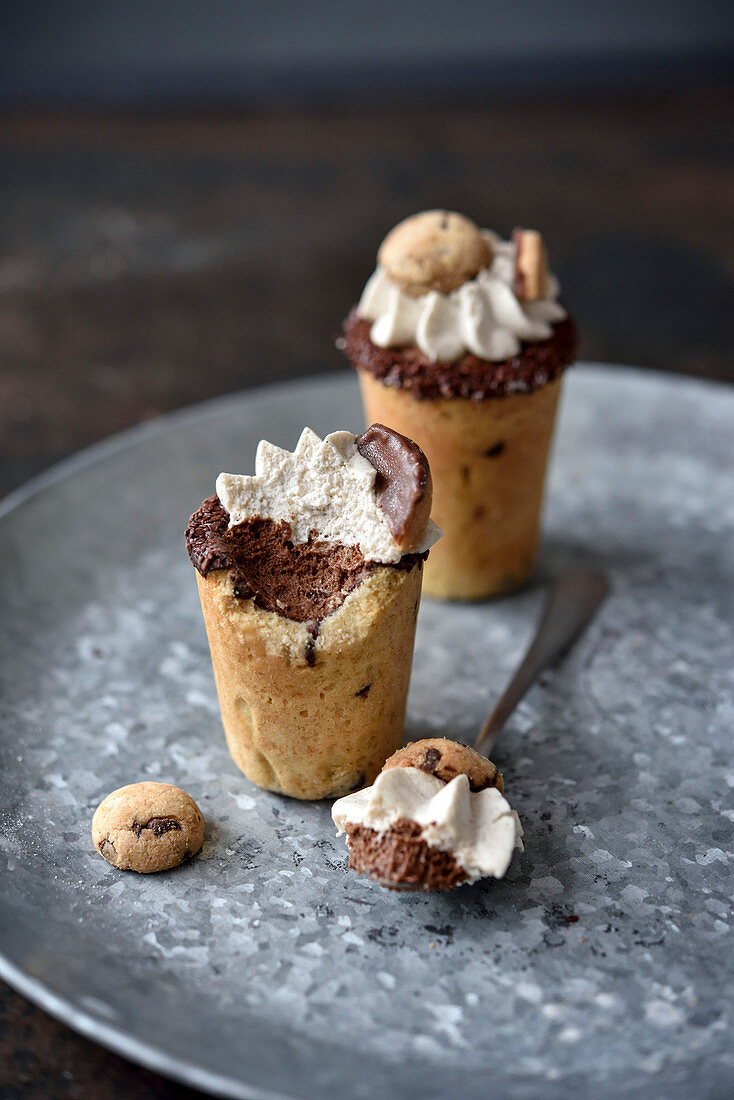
[
  {"x1": 345, "y1": 819, "x2": 468, "y2": 891},
  {"x1": 185, "y1": 495, "x2": 423, "y2": 624},
  {"x1": 341, "y1": 311, "x2": 578, "y2": 401},
  {"x1": 355, "y1": 423, "x2": 430, "y2": 546}
]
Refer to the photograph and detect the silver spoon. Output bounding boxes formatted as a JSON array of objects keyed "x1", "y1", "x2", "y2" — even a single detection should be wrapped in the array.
[{"x1": 474, "y1": 569, "x2": 609, "y2": 757}]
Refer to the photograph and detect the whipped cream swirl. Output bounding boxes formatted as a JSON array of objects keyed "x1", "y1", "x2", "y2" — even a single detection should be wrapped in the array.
[{"x1": 357, "y1": 230, "x2": 567, "y2": 364}]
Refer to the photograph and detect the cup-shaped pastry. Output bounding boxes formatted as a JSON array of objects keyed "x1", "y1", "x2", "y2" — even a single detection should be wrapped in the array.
[
  {"x1": 340, "y1": 212, "x2": 578, "y2": 599},
  {"x1": 186, "y1": 424, "x2": 439, "y2": 800},
  {"x1": 357, "y1": 371, "x2": 562, "y2": 598}
]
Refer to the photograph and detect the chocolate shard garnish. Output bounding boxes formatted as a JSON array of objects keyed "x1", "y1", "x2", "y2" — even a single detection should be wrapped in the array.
[
  {"x1": 356, "y1": 424, "x2": 432, "y2": 553},
  {"x1": 513, "y1": 227, "x2": 550, "y2": 302}
]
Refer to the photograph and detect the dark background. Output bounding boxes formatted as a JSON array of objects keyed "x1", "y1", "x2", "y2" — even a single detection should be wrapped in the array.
[
  {"x1": 2, "y1": 0, "x2": 734, "y2": 106},
  {"x1": 1, "y1": 3, "x2": 733, "y2": 1097}
]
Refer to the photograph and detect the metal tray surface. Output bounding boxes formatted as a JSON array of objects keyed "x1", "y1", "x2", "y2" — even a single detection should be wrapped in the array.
[{"x1": 0, "y1": 366, "x2": 732, "y2": 1099}]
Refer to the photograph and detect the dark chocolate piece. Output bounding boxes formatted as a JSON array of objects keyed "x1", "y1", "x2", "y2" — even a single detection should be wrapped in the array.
[
  {"x1": 341, "y1": 311, "x2": 578, "y2": 401},
  {"x1": 304, "y1": 621, "x2": 320, "y2": 667},
  {"x1": 419, "y1": 747, "x2": 442, "y2": 773},
  {"x1": 356, "y1": 423, "x2": 430, "y2": 545},
  {"x1": 146, "y1": 817, "x2": 183, "y2": 837}
]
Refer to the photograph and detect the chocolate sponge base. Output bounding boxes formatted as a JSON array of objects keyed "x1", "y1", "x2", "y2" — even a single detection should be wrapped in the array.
[{"x1": 345, "y1": 818, "x2": 468, "y2": 892}]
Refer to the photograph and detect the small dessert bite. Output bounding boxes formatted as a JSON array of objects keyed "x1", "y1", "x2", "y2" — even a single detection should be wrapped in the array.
[
  {"x1": 92, "y1": 782, "x2": 204, "y2": 873},
  {"x1": 378, "y1": 210, "x2": 493, "y2": 297},
  {"x1": 332, "y1": 740, "x2": 522, "y2": 891},
  {"x1": 340, "y1": 209, "x2": 578, "y2": 600},
  {"x1": 186, "y1": 424, "x2": 440, "y2": 801}
]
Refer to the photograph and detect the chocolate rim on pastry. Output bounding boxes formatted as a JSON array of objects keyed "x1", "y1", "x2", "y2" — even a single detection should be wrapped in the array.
[{"x1": 342, "y1": 310, "x2": 578, "y2": 401}]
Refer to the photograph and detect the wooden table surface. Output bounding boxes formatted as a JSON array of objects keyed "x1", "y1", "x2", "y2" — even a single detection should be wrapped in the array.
[{"x1": 1, "y1": 85, "x2": 733, "y2": 1097}]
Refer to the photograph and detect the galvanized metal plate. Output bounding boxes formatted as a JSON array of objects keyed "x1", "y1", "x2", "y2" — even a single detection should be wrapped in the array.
[{"x1": 1, "y1": 366, "x2": 732, "y2": 1099}]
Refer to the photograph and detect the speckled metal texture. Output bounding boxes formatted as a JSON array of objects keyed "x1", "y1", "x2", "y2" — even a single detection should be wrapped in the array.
[{"x1": 0, "y1": 367, "x2": 732, "y2": 1100}]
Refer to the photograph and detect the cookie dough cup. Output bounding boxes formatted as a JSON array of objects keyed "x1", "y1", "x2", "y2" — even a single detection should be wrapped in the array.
[
  {"x1": 358, "y1": 371, "x2": 561, "y2": 598},
  {"x1": 196, "y1": 563, "x2": 422, "y2": 800},
  {"x1": 187, "y1": 425, "x2": 438, "y2": 801},
  {"x1": 341, "y1": 211, "x2": 577, "y2": 600}
]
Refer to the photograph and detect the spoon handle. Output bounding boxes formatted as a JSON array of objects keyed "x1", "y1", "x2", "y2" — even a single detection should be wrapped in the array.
[{"x1": 474, "y1": 570, "x2": 609, "y2": 757}]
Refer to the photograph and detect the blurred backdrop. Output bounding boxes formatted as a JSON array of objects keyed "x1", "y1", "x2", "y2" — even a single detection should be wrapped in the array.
[
  {"x1": 2, "y1": 1, "x2": 733, "y2": 502},
  {"x1": 3, "y1": 0, "x2": 734, "y2": 106},
  {"x1": 1, "y1": 3, "x2": 734, "y2": 1097}
]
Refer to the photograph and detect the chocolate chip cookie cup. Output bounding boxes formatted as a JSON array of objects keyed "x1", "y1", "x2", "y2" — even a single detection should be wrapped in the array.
[
  {"x1": 340, "y1": 211, "x2": 578, "y2": 600},
  {"x1": 186, "y1": 425, "x2": 439, "y2": 801}
]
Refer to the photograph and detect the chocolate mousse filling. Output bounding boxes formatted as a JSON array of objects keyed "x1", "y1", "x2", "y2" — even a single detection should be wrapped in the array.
[
  {"x1": 345, "y1": 819, "x2": 468, "y2": 891},
  {"x1": 341, "y1": 310, "x2": 578, "y2": 401},
  {"x1": 185, "y1": 495, "x2": 424, "y2": 624}
]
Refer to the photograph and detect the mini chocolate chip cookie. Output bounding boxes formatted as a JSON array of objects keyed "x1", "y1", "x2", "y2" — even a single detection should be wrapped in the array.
[
  {"x1": 378, "y1": 210, "x2": 492, "y2": 296},
  {"x1": 92, "y1": 781, "x2": 204, "y2": 873},
  {"x1": 382, "y1": 737, "x2": 503, "y2": 793}
]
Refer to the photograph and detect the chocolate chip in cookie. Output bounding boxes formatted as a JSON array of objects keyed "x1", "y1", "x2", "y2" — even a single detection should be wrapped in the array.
[
  {"x1": 382, "y1": 737, "x2": 503, "y2": 793},
  {"x1": 92, "y1": 781, "x2": 204, "y2": 873}
]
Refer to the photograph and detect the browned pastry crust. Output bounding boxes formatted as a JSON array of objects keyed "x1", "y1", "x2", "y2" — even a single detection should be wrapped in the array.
[
  {"x1": 382, "y1": 737, "x2": 503, "y2": 793},
  {"x1": 345, "y1": 818, "x2": 468, "y2": 891},
  {"x1": 193, "y1": 561, "x2": 424, "y2": 800}
]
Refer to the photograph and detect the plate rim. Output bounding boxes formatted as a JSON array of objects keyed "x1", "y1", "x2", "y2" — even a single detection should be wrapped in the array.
[{"x1": 0, "y1": 953, "x2": 289, "y2": 1100}]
